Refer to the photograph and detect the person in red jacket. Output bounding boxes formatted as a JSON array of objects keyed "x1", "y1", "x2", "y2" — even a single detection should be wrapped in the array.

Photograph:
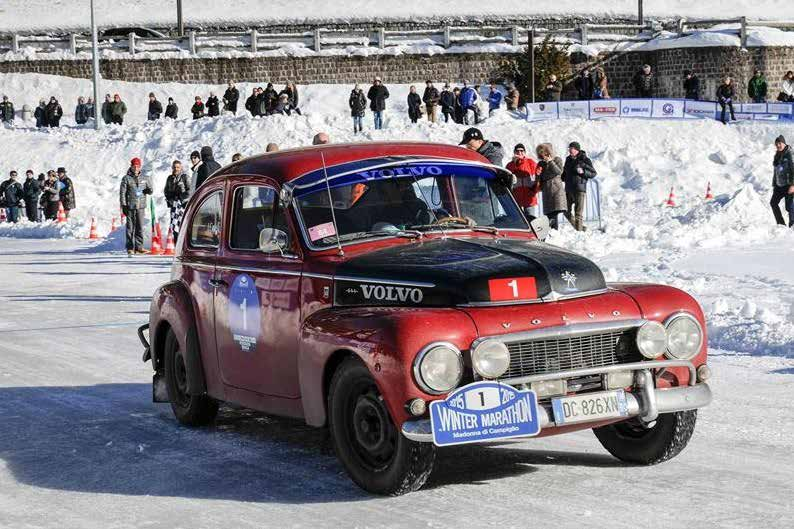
[{"x1": 506, "y1": 143, "x2": 540, "y2": 218}]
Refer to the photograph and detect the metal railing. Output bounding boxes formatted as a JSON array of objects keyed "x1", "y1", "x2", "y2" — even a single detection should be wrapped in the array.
[{"x1": 0, "y1": 22, "x2": 657, "y2": 58}]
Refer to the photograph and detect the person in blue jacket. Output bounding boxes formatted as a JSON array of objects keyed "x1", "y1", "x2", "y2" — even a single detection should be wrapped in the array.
[
  {"x1": 487, "y1": 84, "x2": 502, "y2": 116},
  {"x1": 459, "y1": 81, "x2": 480, "y2": 125}
]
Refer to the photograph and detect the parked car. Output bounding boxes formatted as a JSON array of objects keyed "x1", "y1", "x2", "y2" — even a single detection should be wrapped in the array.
[
  {"x1": 99, "y1": 27, "x2": 167, "y2": 40},
  {"x1": 139, "y1": 142, "x2": 712, "y2": 495}
]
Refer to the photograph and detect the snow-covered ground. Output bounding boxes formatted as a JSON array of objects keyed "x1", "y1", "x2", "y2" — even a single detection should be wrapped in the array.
[
  {"x1": 1, "y1": 73, "x2": 794, "y2": 526},
  {"x1": 2, "y1": 0, "x2": 793, "y2": 33}
]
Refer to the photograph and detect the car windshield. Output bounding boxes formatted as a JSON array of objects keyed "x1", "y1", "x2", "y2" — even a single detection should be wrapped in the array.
[{"x1": 294, "y1": 168, "x2": 529, "y2": 248}]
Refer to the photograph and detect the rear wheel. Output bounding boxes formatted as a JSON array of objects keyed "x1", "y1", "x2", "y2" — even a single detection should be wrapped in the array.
[
  {"x1": 593, "y1": 410, "x2": 697, "y2": 465},
  {"x1": 163, "y1": 329, "x2": 218, "y2": 426},
  {"x1": 328, "y1": 357, "x2": 435, "y2": 495}
]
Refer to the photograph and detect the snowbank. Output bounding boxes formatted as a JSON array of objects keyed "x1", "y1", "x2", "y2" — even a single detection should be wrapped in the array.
[
  {"x1": 2, "y1": 1, "x2": 794, "y2": 33},
  {"x1": 2, "y1": 72, "x2": 794, "y2": 359}
]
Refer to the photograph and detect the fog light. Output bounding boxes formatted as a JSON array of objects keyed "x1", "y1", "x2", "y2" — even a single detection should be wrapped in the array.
[
  {"x1": 407, "y1": 398, "x2": 427, "y2": 416},
  {"x1": 697, "y1": 364, "x2": 711, "y2": 382},
  {"x1": 530, "y1": 379, "x2": 567, "y2": 398},
  {"x1": 604, "y1": 370, "x2": 634, "y2": 390}
]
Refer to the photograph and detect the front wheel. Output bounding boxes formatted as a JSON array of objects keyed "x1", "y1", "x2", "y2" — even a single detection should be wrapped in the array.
[
  {"x1": 328, "y1": 357, "x2": 436, "y2": 495},
  {"x1": 593, "y1": 410, "x2": 697, "y2": 465},
  {"x1": 163, "y1": 329, "x2": 218, "y2": 426}
]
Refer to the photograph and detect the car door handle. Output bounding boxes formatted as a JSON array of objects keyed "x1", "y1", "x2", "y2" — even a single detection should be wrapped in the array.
[{"x1": 209, "y1": 278, "x2": 228, "y2": 288}]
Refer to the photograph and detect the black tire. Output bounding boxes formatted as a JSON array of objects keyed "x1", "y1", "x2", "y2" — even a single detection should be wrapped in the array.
[
  {"x1": 593, "y1": 410, "x2": 697, "y2": 465},
  {"x1": 328, "y1": 357, "x2": 435, "y2": 495},
  {"x1": 164, "y1": 329, "x2": 218, "y2": 426}
]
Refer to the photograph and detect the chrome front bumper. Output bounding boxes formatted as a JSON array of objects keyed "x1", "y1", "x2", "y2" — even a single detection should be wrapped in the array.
[{"x1": 401, "y1": 364, "x2": 712, "y2": 443}]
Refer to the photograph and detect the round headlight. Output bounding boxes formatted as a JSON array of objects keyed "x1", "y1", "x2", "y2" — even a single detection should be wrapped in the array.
[
  {"x1": 414, "y1": 343, "x2": 463, "y2": 394},
  {"x1": 665, "y1": 314, "x2": 703, "y2": 360},
  {"x1": 636, "y1": 321, "x2": 667, "y2": 359},
  {"x1": 471, "y1": 340, "x2": 510, "y2": 379}
]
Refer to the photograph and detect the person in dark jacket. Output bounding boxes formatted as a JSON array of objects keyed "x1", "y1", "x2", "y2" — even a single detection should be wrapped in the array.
[
  {"x1": 0, "y1": 95, "x2": 14, "y2": 123},
  {"x1": 34, "y1": 100, "x2": 47, "y2": 128},
  {"x1": 460, "y1": 127, "x2": 506, "y2": 168},
  {"x1": 206, "y1": 92, "x2": 220, "y2": 117},
  {"x1": 262, "y1": 83, "x2": 278, "y2": 114},
  {"x1": 194, "y1": 145, "x2": 221, "y2": 190},
  {"x1": 256, "y1": 87, "x2": 271, "y2": 116},
  {"x1": 633, "y1": 64, "x2": 654, "y2": 98},
  {"x1": 110, "y1": 94, "x2": 127, "y2": 125},
  {"x1": 349, "y1": 84, "x2": 367, "y2": 133},
  {"x1": 74, "y1": 97, "x2": 89, "y2": 125},
  {"x1": 191, "y1": 96, "x2": 205, "y2": 119},
  {"x1": 422, "y1": 80, "x2": 440, "y2": 123},
  {"x1": 22, "y1": 169, "x2": 41, "y2": 222},
  {"x1": 439, "y1": 83, "x2": 455, "y2": 123},
  {"x1": 452, "y1": 87, "x2": 464, "y2": 124},
  {"x1": 101, "y1": 94, "x2": 113, "y2": 124},
  {"x1": 41, "y1": 171, "x2": 60, "y2": 220},
  {"x1": 45, "y1": 97, "x2": 63, "y2": 127},
  {"x1": 272, "y1": 93, "x2": 292, "y2": 115},
  {"x1": 1, "y1": 171, "x2": 24, "y2": 223},
  {"x1": 771, "y1": 135, "x2": 794, "y2": 227},
  {"x1": 536, "y1": 143, "x2": 566, "y2": 229},
  {"x1": 223, "y1": 81, "x2": 239, "y2": 115},
  {"x1": 147, "y1": 92, "x2": 163, "y2": 120},
  {"x1": 544, "y1": 75, "x2": 563, "y2": 102},
  {"x1": 367, "y1": 77, "x2": 389, "y2": 130},
  {"x1": 165, "y1": 97, "x2": 178, "y2": 119},
  {"x1": 562, "y1": 142, "x2": 597, "y2": 231},
  {"x1": 717, "y1": 77, "x2": 736, "y2": 125},
  {"x1": 281, "y1": 82, "x2": 301, "y2": 115},
  {"x1": 57, "y1": 167, "x2": 75, "y2": 217},
  {"x1": 245, "y1": 88, "x2": 259, "y2": 117},
  {"x1": 163, "y1": 159, "x2": 190, "y2": 242},
  {"x1": 119, "y1": 157, "x2": 153, "y2": 255},
  {"x1": 683, "y1": 71, "x2": 700, "y2": 100},
  {"x1": 407, "y1": 86, "x2": 422, "y2": 124},
  {"x1": 747, "y1": 69, "x2": 768, "y2": 103},
  {"x1": 575, "y1": 69, "x2": 594, "y2": 100},
  {"x1": 86, "y1": 97, "x2": 95, "y2": 120}
]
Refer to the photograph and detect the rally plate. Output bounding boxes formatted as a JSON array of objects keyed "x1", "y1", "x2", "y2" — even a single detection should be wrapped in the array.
[
  {"x1": 429, "y1": 381, "x2": 541, "y2": 447},
  {"x1": 551, "y1": 389, "x2": 629, "y2": 426}
]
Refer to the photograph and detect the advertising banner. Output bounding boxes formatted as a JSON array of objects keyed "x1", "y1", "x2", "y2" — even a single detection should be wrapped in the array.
[
  {"x1": 740, "y1": 103, "x2": 767, "y2": 113},
  {"x1": 652, "y1": 99, "x2": 685, "y2": 119},
  {"x1": 766, "y1": 103, "x2": 794, "y2": 115},
  {"x1": 684, "y1": 100, "x2": 718, "y2": 119},
  {"x1": 525, "y1": 102, "x2": 559, "y2": 121},
  {"x1": 751, "y1": 114, "x2": 780, "y2": 121},
  {"x1": 620, "y1": 99, "x2": 653, "y2": 118},
  {"x1": 557, "y1": 101, "x2": 590, "y2": 120},
  {"x1": 589, "y1": 100, "x2": 621, "y2": 118}
]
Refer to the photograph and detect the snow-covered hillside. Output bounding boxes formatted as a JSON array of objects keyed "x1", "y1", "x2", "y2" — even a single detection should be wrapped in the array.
[
  {"x1": 1, "y1": 72, "x2": 794, "y2": 361},
  {"x1": 1, "y1": 0, "x2": 793, "y2": 33}
]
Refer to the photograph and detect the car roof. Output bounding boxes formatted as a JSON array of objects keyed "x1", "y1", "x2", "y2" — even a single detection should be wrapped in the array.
[{"x1": 209, "y1": 141, "x2": 495, "y2": 187}]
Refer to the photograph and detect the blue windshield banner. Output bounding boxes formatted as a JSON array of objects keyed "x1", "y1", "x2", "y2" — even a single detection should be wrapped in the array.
[{"x1": 291, "y1": 157, "x2": 500, "y2": 198}]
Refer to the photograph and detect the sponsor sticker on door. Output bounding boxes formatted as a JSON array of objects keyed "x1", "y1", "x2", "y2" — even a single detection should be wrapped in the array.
[
  {"x1": 429, "y1": 381, "x2": 541, "y2": 446},
  {"x1": 228, "y1": 274, "x2": 261, "y2": 352}
]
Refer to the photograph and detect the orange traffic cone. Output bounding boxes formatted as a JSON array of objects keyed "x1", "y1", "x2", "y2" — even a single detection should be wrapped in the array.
[
  {"x1": 705, "y1": 182, "x2": 714, "y2": 200},
  {"x1": 110, "y1": 216, "x2": 117, "y2": 231},
  {"x1": 666, "y1": 187, "x2": 676, "y2": 207},
  {"x1": 57, "y1": 203, "x2": 67, "y2": 223},
  {"x1": 88, "y1": 217, "x2": 99, "y2": 239},
  {"x1": 163, "y1": 228, "x2": 176, "y2": 256},
  {"x1": 150, "y1": 226, "x2": 163, "y2": 255}
]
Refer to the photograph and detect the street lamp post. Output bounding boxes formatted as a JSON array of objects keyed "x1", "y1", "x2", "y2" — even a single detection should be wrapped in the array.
[
  {"x1": 90, "y1": 0, "x2": 102, "y2": 130},
  {"x1": 177, "y1": 0, "x2": 184, "y2": 36}
]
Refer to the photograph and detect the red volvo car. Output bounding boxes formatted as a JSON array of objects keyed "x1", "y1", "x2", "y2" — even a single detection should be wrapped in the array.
[{"x1": 139, "y1": 142, "x2": 712, "y2": 495}]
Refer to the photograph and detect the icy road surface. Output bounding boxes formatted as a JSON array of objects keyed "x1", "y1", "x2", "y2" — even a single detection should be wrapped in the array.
[{"x1": 0, "y1": 238, "x2": 792, "y2": 528}]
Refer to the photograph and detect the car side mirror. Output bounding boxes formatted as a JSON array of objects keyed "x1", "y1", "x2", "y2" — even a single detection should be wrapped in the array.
[
  {"x1": 530, "y1": 216, "x2": 550, "y2": 241},
  {"x1": 259, "y1": 228, "x2": 289, "y2": 254}
]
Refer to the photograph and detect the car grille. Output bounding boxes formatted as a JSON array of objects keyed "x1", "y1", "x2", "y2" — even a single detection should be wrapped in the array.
[{"x1": 503, "y1": 328, "x2": 642, "y2": 379}]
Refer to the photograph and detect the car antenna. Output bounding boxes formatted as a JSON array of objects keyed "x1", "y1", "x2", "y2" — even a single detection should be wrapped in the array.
[{"x1": 320, "y1": 151, "x2": 344, "y2": 257}]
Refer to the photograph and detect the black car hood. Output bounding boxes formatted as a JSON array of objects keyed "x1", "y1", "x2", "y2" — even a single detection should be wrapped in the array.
[{"x1": 333, "y1": 237, "x2": 606, "y2": 307}]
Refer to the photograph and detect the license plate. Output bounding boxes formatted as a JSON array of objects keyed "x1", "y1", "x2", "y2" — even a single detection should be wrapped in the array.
[{"x1": 551, "y1": 390, "x2": 629, "y2": 426}]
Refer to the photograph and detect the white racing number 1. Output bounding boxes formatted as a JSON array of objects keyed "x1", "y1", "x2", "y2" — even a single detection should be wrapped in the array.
[
  {"x1": 507, "y1": 279, "x2": 519, "y2": 298},
  {"x1": 240, "y1": 297, "x2": 247, "y2": 331}
]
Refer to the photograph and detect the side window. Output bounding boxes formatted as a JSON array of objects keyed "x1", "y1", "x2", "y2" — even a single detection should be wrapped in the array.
[
  {"x1": 189, "y1": 192, "x2": 223, "y2": 248},
  {"x1": 230, "y1": 185, "x2": 290, "y2": 252}
]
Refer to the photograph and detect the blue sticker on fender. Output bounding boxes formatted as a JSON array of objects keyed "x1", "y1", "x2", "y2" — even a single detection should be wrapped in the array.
[
  {"x1": 429, "y1": 381, "x2": 541, "y2": 446},
  {"x1": 228, "y1": 274, "x2": 261, "y2": 352}
]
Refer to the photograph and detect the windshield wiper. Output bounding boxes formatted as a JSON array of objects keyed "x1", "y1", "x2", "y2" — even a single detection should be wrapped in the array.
[
  {"x1": 394, "y1": 229, "x2": 424, "y2": 239},
  {"x1": 408, "y1": 222, "x2": 498, "y2": 235},
  {"x1": 471, "y1": 226, "x2": 499, "y2": 234}
]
